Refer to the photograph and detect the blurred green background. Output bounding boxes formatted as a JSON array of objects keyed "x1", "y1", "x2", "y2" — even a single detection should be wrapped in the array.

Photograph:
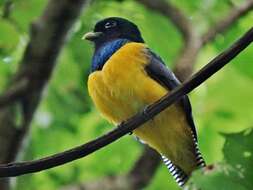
[{"x1": 0, "y1": 0, "x2": 252, "y2": 189}]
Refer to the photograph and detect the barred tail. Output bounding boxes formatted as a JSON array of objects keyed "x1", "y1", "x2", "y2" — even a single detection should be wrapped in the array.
[
  {"x1": 191, "y1": 131, "x2": 206, "y2": 168},
  {"x1": 161, "y1": 133, "x2": 206, "y2": 187},
  {"x1": 161, "y1": 155, "x2": 189, "y2": 187}
]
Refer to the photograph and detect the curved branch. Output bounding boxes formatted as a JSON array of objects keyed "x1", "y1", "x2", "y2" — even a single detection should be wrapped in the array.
[
  {"x1": 136, "y1": 0, "x2": 193, "y2": 41},
  {"x1": 0, "y1": 26, "x2": 252, "y2": 178},
  {"x1": 123, "y1": 1, "x2": 253, "y2": 189},
  {"x1": 0, "y1": 79, "x2": 28, "y2": 108},
  {"x1": 174, "y1": 0, "x2": 253, "y2": 80},
  {"x1": 136, "y1": 0, "x2": 253, "y2": 82},
  {"x1": 201, "y1": 0, "x2": 253, "y2": 45}
]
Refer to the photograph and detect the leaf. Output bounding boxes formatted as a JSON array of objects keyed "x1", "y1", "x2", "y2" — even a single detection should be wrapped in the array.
[
  {"x1": 0, "y1": 19, "x2": 19, "y2": 54},
  {"x1": 188, "y1": 164, "x2": 248, "y2": 190},
  {"x1": 187, "y1": 128, "x2": 253, "y2": 190},
  {"x1": 222, "y1": 128, "x2": 253, "y2": 189}
]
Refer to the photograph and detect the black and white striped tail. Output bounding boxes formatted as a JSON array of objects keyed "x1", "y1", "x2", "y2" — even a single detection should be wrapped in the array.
[
  {"x1": 161, "y1": 155, "x2": 188, "y2": 187},
  {"x1": 191, "y1": 130, "x2": 206, "y2": 168},
  {"x1": 162, "y1": 132, "x2": 206, "y2": 187}
]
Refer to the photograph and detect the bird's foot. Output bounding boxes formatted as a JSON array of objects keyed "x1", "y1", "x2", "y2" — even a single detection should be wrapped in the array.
[
  {"x1": 117, "y1": 121, "x2": 133, "y2": 135},
  {"x1": 143, "y1": 105, "x2": 154, "y2": 121}
]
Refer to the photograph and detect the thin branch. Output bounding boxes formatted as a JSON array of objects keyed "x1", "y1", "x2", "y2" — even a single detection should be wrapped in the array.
[
  {"x1": 136, "y1": 0, "x2": 193, "y2": 41},
  {"x1": 125, "y1": 1, "x2": 253, "y2": 189},
  {"x1": 0, "y1": 26, "x2": 252, "y2": 178},
  {"x1": 136, "y1": 0, "x2": 198, "y2": 78},
  {"x1": 0, "y1": 79, "x2": 28, "y2": 108},
  {"x1": 174, "y1": 0, "x2": 253, "y2": 80},
  {"x1": 129, "y1": 1, "x2": 197, "y2": 187},
  {"x1": 3, "y1": 0, "x2": 250, "y2": 110},
  {"x1": 201, "y1": 0, "x2": 253, "y2": 46},
  {"x1": 173, "y1": 33, "x2": 201, "y2": 81}
]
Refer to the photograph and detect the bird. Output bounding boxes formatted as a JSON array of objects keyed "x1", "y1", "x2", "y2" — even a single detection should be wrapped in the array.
[{"x1": 83, "y1": 17, "x2": 205, "y2": 187}]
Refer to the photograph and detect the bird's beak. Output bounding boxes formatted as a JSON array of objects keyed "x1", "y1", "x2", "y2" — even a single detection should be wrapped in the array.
[{"x1": 82, "y1": 32, "x2": 103, "y2": 41}]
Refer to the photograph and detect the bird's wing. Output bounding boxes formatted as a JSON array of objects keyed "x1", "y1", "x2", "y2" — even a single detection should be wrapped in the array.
[
  {"x1": 144, "y1": 50, "x2": 205, "y2": 186},
  {"x1": 145, "y1": 50, "x2": 198, "y2": 140}
]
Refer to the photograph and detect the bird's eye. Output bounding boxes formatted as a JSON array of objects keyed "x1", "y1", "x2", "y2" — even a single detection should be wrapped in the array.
[{"x1": 104, "y1": 21, "x2": 117, "y2": 29}]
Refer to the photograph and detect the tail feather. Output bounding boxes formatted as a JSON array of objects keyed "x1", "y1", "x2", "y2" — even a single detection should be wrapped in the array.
[
  {"x1": 161, "y1": 132, "x2": 206, "y2": 187},
  {"x1": 161, "y1": 155, "x2": 189, "y2": 187},
  {"x1": 191, "y1": 130, "x2": 206, "y2": 168}
]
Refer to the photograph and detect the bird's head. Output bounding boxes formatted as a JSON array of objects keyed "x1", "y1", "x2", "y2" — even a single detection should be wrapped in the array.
[{"x1": 83, "y1": 17, "x2": 144, "y2": 49}]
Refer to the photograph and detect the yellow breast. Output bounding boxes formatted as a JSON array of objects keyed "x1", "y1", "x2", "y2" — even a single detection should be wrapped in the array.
[
  {"x1": 88, "y1": 42, "x2": 196, "y2": 174},
  {"x1": 88, "y1": 42, "x2": 168, "y2": 123}
]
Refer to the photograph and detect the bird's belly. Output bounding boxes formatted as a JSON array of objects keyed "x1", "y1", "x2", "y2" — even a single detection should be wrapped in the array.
[
  {"x1": 88, "y1": 66, "x2": 158, "y2": 124},
  {"x1": 87, "y1": 43, "x2": 195, "y2": 172},
  {"x1": 88, "y1": 67, "x2": 191, "y2": 163}
]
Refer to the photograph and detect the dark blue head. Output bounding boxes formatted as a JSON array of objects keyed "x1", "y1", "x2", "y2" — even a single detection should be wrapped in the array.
[
  {"x1": 83, "y1": 17, "x2": 145, "y2": 72},
  {"x1": 84, "y1": 17, "x2": 144, "y2": 49}
]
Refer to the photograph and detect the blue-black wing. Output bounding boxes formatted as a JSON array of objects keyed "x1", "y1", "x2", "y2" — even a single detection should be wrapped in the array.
[
  {"x1": 144, "y1": 50, "x2": 206, "y2": 186},
  {"x1": 145, "y1": 50, "x2": 197, "y2": 140}
]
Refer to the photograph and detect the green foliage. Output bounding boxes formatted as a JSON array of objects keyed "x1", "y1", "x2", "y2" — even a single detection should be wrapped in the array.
[
  {"x1": 0, "y1": 0, "x2": 252, "y2": 190},
  {"x1": 187, "y1": 128, "x2": 253, "y2": 190},
  {"x1": 223, "y1": 129, "x2": 253, "y2": 189},
  {"x1": 0, "y1": 19, "x2": 19, "y2": 54}
]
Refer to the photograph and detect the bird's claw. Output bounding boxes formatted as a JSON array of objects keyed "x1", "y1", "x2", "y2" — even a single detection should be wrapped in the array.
[
  {"x1": 117, "y1": 121, "x2": 133, "y2": 135},
  {"x1": 117, "y1": 121, "x2": 125, "y2": 127},
  {"x1": 143, "y1": 105, "x2": 153, "y2": 120}
]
